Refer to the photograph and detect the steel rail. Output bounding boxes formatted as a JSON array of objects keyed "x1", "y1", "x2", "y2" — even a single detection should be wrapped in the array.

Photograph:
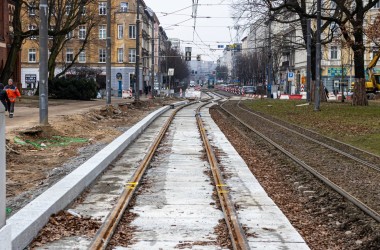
[
  {"x1": 196, "y1": 102, "x2": 250, "y2": 250},
  {"x1": 219, "y1": 103, "x2": 380, "y2": 223},
  {"x1": 89, "y1": 102, "x2": 192, "y2": 250},
  {"x1": 235, "y1": 100, "x2": 380, "y2": 172}
]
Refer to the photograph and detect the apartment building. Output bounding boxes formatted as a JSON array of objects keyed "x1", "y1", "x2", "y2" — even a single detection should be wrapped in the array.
[
  {"x1": 244, "y1": 3, "x2": 380, "y2": 94},
  {"x1": 0, "y1": 0, "x2": 21, "y2": 84},
  {"x1": 20, "y1": 0, "x2": 162, "y2": 94}
]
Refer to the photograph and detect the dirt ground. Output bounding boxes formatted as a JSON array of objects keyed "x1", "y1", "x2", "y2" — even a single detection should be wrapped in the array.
[{"x1": 5, "y1": 97, "x2": 178, "y2": 217}]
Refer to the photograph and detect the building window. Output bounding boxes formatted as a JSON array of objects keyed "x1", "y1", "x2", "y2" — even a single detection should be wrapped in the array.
[
  {"x1": 99, "y1": 48, "x2": 106, "y2": 63},
  {"x1": 49, "y1": 25, "x2": 55, "y2": 39},
  {"x1": 99, "y1": 25, "x2": 106, "y2": 39},
  {"x1": 29, "y1": 4, "x2": 36, "y2": 16},
  {"x1": 129, "y1": 49, "x2": 136, "y2": 63},
  {"x1": 66, "y1": 48, "x2": 74, "y2": 62},
  {"x1": 120, "y1": 2, "x2": 128, "y2": 12},
  {"x1": 29, "y1": 24, "x2": 37, "y2": 40},
  {"x1": 79, "y1": 25, "x2": 86, "y2": 40},
  {"x1": 99, "y1": 2, "x2": 107, "y2": 15},
  {"x1": 118, "y1": 48, "x2": 124, "y2": 63},
  {"x1": 66, "y1": 30, "x2": 73, "y2": 39},
  {"x1": 65, "y1": 4, "x2": 72, "y2": 15},
  {"x1": 81, "y1": 6, "x2": 87, "y2": 15},
  {"x1": 330, "y1": 46, "x2": 338, "y2": 59},
  {"x1": 28, "y1": 49, "x2": 37, "y2": 62},
  {"x1": 129, "y1": 25, "x2": 136, "y2": 39},
  {"x1": 117, "y1": 24, "x2": 124, "y2": 39},
  {"x1": 79, "y1": 50, "x2": 86, "y2": 63}
]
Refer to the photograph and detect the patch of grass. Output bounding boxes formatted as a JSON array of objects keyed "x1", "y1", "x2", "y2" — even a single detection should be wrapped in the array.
[{"x1": 243, "y1": 99, "x2": 380, "y2": 155}]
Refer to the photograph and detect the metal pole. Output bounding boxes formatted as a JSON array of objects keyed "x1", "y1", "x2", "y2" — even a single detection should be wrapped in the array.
[
  {"x1": 106, "y1": 0, "x2": 111, "y2": 104},
  {"x1": 268, "y1": 15, "x2": 272, "y2": 98},
  {"x1": 39, "y1": 0, "x2": 48, "y2": 125},
  {"x1": 158, "y1": 32, "x2": 161, "y2": 92},
  {"x1": 151, "y1": 17, "x2": 155, "y2": 97},
  {"x1": 306, "y1": 18, "x2": 311, "y2": 102},
  {"x1": 314, "y1": 0, "x2": 321, "y2": 111},
  {"x1": 135, "y1": 0, "x2": 140, "y2": 101},
  {"x1": 0, "y1": 107, "x2": 5, "y2": 228}
]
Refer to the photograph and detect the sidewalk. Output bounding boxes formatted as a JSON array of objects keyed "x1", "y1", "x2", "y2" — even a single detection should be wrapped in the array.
[{"x1": 4, "y1": 96, "x2": 146, "y2": 135}]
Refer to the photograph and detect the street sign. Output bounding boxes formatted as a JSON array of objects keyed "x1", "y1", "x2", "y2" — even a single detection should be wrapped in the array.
[
  {"x1": 288, "y1": 72, "x2": 294, "y2": 81},
  {"x1": 25, "y1": 74, "x2": 37, "y2": 84},
  {"x1": 168, "y1": 68, "x2": 174, "y2": 76}
]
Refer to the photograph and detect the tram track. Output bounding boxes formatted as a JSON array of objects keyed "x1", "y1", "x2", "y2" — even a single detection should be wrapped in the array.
[
  {"x1": 31, "y1": 96, "x2": 251, "y2": 249},
  {"x1": 219, "y1": 99, "x2": 380, "y2": 223}
]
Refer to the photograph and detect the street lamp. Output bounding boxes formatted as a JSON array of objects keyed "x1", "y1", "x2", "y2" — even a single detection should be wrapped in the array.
[{"x1": 314, "y1": 0, "x2": 321, "y2": 111}]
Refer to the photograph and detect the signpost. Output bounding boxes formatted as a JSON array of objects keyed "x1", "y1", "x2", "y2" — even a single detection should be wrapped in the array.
[{"x1": 287, "y1": 72, "x2": 294, "y2": 94}]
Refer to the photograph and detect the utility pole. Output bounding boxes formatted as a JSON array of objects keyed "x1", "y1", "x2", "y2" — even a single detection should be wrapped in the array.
[
  {"x1": 306, "y1": 18, "x2": 311, "y2": 102},
  {"x1": 268, "y1": 15, "x2": 273, "y2": 98},
  {"x1": 314, "y1": 0, "x2": 321, "y2": 111},
  {"x1": 135, "y1": 0, "x2": 140, "y2": 101},
  {"x1": 106, "y1": 0, "x2": 111, "y2": 104},
  {"x1": 39, "y1": 0, "x2": 48, "y2": 125},
  {"x1": 151, "y1": 17, "x2": 155, "y2": 97},
  {"x1": 158, "y1": 32, "x2": 161, "y2": 91}
]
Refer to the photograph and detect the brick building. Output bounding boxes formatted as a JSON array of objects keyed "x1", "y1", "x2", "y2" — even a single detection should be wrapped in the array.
[{"x1": 0, "y1": 0, "x2": 21, "y2": 85}]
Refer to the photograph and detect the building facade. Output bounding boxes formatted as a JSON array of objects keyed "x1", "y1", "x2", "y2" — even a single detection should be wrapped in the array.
[{"x1": 20, "y1": 0, "x2": 162, "y2": 95}]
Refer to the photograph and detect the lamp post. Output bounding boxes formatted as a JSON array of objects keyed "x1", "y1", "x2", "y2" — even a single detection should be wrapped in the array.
[
  {"x1": 134, "y1": 0, "x2": 140, "y2": 101},
  {"x1": 39, "y1": 0, "x2": 48, "y2": 125},
  {"x1": 106, "y1": 0, "x2": 111, "y2": 104},
  {"x1": 314, "y1": 0, "x2": 321, "y2": 111},
  {"x1": 306, "y1": 18, "x2": 311, "y2": 102}
]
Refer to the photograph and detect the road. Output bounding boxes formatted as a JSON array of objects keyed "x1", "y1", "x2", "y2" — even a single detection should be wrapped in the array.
[{"x1": 3, "y1": 97, "x2": 136, "y2": 135}]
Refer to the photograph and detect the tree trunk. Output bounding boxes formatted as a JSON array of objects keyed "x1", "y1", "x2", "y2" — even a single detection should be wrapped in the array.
[
  {"x1": 351, "y1": 16, "x2": 368, "y2": 106},
  {"x1": 0, "y1": 36, "x2": 23, "y2": 84},
  {"x1": 352, "y1": 78, "x2": 368, "y2": 106}
]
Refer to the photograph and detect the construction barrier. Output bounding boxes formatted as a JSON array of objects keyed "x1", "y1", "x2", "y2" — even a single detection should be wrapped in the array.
[{"x1": 122, "y1": 89, "x2": 133, "y2": 99}]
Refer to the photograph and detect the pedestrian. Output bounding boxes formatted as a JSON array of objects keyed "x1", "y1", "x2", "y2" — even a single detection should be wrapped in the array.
[
  {"x1": 4, "y1": 79, "x2": 21, "y2": 118},
  {"x1": 324, "y1": 86, "x2": 329, "y2": 99},
  {"x1": 0, "y1": 83, "x2": 10, "y2": 112}
]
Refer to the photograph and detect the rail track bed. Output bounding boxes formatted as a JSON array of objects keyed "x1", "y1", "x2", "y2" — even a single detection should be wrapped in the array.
[
  {"x1": 210, "y1": 98, "x2": 380, "y2": 249},
  {"x1": 23, "y1": 95, "x2": 308, "y2": 249}
]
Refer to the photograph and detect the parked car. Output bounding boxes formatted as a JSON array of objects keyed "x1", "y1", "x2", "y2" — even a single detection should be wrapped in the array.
[{"x1": 242, "y1": 86, "x2": 256, "y2": 94}]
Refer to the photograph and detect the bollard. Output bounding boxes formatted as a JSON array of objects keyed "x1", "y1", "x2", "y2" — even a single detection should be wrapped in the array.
[{"x1": 0, "y1": 105, "x2": 11, "y2": 250}]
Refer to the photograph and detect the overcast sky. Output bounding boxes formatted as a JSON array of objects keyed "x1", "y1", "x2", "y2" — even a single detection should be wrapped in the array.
[{"x1": 144, "y1": 0, "x2": 239, "y2": 62}]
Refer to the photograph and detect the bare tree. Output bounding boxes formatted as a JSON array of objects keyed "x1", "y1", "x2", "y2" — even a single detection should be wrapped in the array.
[
  {"x1": 233, "y1": 0, "x2": 379, "y2": 105},
  {"x1": 0, "y1": 0, "x2": 98, "y2": 83}
]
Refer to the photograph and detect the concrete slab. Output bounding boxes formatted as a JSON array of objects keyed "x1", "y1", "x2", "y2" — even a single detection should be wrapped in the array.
[
  {"x1": 0, "y1": 224, "x2": 12, "y2": 250},
  {"x1": 202, "y1": 103, "x2": 310, "y2": 249},
  {"x1": 7, "y1": 102, "x2": 188, "y2": 250},
  {"x1": 122, "y1": 103, "x2": 224, "y2": 249}
]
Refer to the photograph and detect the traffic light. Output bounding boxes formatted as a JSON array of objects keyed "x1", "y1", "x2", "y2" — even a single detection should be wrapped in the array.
[
  {"x1": 185, "y1": 51, "x2": 191, "y2": 61},
  {"x1": 196, "y1": 55, "x2": 201, "y2": 61}
]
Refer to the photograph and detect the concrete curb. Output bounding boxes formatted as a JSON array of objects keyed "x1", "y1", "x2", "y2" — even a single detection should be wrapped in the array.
[{"x1": 7, "y1": 101, "x2": 187, "y2": 250}]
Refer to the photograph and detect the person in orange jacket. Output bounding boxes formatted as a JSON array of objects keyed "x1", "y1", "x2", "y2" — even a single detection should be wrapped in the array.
[{"x1": 4, "y1": 78, "x2": 21, "y2": 118}]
